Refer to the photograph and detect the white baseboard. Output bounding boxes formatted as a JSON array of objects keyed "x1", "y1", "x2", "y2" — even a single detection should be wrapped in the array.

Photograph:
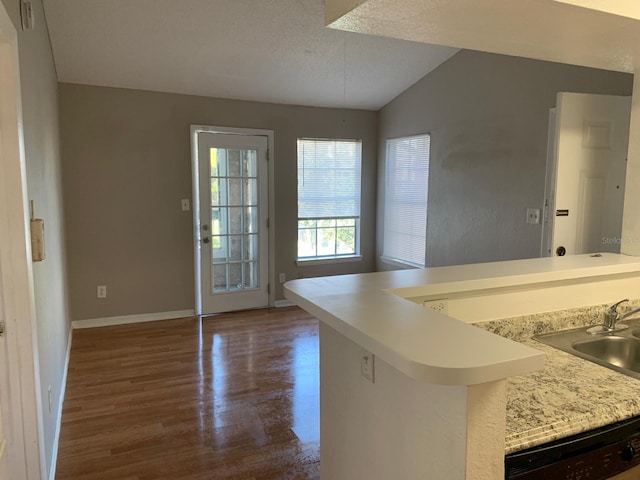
[
  {"x1": 49, "y1": 327, "x2": 72, "y2": 480},
  {"x1": 72, "y1": 309, "x2": 195, "y2": 329},
  {"x1": 274, "y1": 299, "x2": 296, "y2": 308}
]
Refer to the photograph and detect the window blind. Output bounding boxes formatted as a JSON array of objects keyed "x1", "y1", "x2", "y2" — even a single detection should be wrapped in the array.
[
  {"x1": 383, "y1": 134, "x2": 430, "y2": 267},
  {"x1": 297, "y1": 139, "x2": 362, "y2": 219}
]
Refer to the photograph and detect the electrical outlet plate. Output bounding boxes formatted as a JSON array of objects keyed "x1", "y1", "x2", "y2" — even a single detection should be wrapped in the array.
[
  {"x1": 527, "y1": 208, "x2": 541, "y2": 225},
  {"x1": 361, "y1": 349, "x2": 375, "y2": 383},
  {"x1": 279, "y1": 273, "x2": 286, "y2": 283},
  {"x1": 97, "y1": 285, "x2": 107, "y2": 298}
]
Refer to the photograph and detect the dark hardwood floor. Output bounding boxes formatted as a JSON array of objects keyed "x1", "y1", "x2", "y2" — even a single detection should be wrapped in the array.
[{"x1": 55, "y1": 307, "x2": 320, "y2": 480}]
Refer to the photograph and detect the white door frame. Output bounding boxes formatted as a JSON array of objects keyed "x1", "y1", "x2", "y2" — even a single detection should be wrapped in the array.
[
  {"x1": 541, "y1": 107, "x2": 558, "y2": 257},
  {"x1": 551, "y1": 92, "x2": 631, "y2": 256},
  {"x1": 190, "y1": 125, "x2": 275, "y2": 315},
  {"x1": 0, "y1": 3, "x2": 45, "y2": 480}
]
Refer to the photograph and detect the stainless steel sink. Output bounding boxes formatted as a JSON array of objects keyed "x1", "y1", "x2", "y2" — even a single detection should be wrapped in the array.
[
  {"x1": 573, "y1": 337, "x2": 640, "y2": 371},
  {"x1": 533, "y1": 317, "x2": 640, "y2": 379}
]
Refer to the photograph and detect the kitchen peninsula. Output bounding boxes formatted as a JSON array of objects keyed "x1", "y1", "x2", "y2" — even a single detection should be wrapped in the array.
[{"x1": 284, "y1": 253, "x2": 640, "y2": 480}]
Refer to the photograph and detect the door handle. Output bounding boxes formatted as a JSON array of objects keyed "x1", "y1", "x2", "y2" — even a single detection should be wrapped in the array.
[{"x1": 202, "y1": 237, "x2": 210, "y2": 244}]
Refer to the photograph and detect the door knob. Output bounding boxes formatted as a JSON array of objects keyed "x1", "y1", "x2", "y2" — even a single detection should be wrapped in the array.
[{"x1": 202, "y1": 237, "x2": 210, "y2": 244}]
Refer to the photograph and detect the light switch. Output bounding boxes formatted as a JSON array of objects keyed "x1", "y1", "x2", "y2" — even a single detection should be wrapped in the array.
[
  {"x1": 181, "y1": 199, "x2": 190, "y2": 211},
  {"x1": 20, "y1": 0, "x2": 34, "y2": 30}
]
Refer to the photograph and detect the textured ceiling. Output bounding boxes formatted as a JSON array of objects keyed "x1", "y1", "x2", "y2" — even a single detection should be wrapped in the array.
[
  {"x1": 42, "y1": 0, "x2": 458, "y2": 110},
  {"x1": 327, "y1": 0, "x2": 640, "y2": 75}
]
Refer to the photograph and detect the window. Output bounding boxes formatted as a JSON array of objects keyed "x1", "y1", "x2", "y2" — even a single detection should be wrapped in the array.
[
  {"x1": 297, "y1": 138, "x2": 362, "y2": 260},
  {"x1": 383, "y1": 134, "x2": 430, "y2": 267}
]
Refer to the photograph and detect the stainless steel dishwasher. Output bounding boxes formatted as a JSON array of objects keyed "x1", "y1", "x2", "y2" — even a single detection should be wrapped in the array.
[{"x1": 505, "y1": 415, "x2": 640, "y2": 479}]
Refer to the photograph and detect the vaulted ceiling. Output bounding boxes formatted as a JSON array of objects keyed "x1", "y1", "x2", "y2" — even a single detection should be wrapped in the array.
[
  {"x1": 42, "y1": 0, "x2": 458, "y2": 110},
  {"x1": 326, "y1": 0, "x2": 640, "y2": 75}
]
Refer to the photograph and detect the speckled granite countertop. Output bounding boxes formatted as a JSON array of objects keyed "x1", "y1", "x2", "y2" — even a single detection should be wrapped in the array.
[{"x1": 477, "y1": 302, "x2": 640, "y2": 455}]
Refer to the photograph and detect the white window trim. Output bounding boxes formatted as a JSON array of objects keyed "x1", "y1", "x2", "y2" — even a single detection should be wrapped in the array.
[
  {"x1": 296, "y1": 138, "x2": 363, "y2": 261},
  {"x1": 379, "y1": 255, "x2": 422, "y2": 269},
  {"x1": 382, "y1": 133, "x2": 430, "y2": 268},
  {"x1": 296, "y1": 254, "x2": 363, "y2": 266}
]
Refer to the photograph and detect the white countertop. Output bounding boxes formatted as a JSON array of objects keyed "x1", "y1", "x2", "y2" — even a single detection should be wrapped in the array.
[{"x1": 284, "y1": 253, "x2": 640, "y2": 385}]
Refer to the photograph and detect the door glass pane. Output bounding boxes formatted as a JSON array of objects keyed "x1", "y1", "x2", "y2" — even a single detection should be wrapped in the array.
[
  {"x1": 244, "y1": 179, "x2": 258, "y2": 206},
  {"x1": 210, "y1": 148, "x2": 227, "y2": 177},
  {"x1": 228, "y1": 179, "x2": 242, "y2": 206},
  {"x1": 228, "y1": 207, "x2": 242, "y2": 234},
  {"x1": 229, "y1": 263, "x2": 242, "y2": 290},
  {"x1": 243, "y1": 151, "x2": 257, "y2": 177},
  {"x1": 244, "y1": 207, "x2": 258, "y2": 234},
  {"x1": 213, "y1": 264, "x2": 228, "y2": 292},
  {"x1": 211, "y1": 178, "x2": 227, "y2": 206},
  {"x1": 208, "y1": 146, "x2": 261, "y2": 293},
  {"x1": 212, "y1": 208, "x2": 227, "y2": 236},
  {"x1": 229, "y1": 235, "x2": 242, "y2": 261},
  {"x1": 244, "y1": 234, "x2": 258, "y2": 261},
  {"x1": 212, "y1": 236, "x2": 227, "y2": 264},
  {"x1": 227, "y1": 149, "x2": 241, "y2": 177},
  {"x1": 244, "y1": 262, "x2": 258, "y2": 288}
]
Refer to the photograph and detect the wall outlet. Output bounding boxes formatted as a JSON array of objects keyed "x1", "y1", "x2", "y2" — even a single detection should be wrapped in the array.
[
  {"x1": 361, "y1": 349, "x2": 375, "y2": 383},
  {"x1": 97, "y1": 285, "x2": 107, "y2": 298},
  {"x1": 527, "y1": 208, "x2": 541, "y2": 225},
  {"x1": 423, "y1": 299, "x2": 448, "y2": 314},
  {"x1": 279, "y1": 273, "x2": 286, "y2": 283},
  {"x1": 47, "y1": 385, "x2": 52, "y2": 413}
]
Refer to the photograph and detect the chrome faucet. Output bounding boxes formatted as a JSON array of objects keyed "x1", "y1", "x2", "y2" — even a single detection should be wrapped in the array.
[{"x1": 603, "y1": 299, "x2": 640, "y2": 331}]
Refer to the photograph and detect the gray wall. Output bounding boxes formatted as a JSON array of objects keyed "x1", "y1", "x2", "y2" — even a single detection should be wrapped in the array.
[
  {"x1": 59, "y1": 84, "x2": 378, "y2": 321},
  {"x1": 0, "y1": 0, "x2": 70, "y2": 476},
  {"x1": 377, "y1": 50, "x2": 633, "y2": 270}
]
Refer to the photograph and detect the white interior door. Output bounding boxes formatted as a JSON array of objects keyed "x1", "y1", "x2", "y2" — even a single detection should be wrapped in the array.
[
  {"x1": 0, "y1": 5, "x2": 42, "y2": 478},
  {"x1": 552, "y1": 92, "x2": 631, "y2": 256},
  {"x1": 0, "y1": 129, "x2": 29, "y2": 480},
  {"x1": 198, "y1": 133, "x2": 269, "y2": 314},
  {"x1": 0, "y1": 290, "x2": 9, "y2": 480}
]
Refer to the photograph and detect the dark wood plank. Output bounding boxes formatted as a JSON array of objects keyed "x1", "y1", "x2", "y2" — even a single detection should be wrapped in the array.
[{"x1": 55, "y1": 307, "x2": 319, "y2": 480}]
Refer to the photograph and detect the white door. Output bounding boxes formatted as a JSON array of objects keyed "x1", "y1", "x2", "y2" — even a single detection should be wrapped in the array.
[
  {"x1": 0, "y1": 134, "x2": 30, "y2": 480},
  {"x1": 0, "y1": 136, "x2": 31, "y2": 480},
  {"x1": 0, "y1": 4, "x2": 42, "y2": 478},
  {"x1": 0, "y1": 291, "x2": 9, "y2": 480},
  {"x1": 198, "y1": 133, "x2": 269, "y2": 314},
  {"x1": 552, "y1": 92, "x2": 631, "y2": 256}
]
